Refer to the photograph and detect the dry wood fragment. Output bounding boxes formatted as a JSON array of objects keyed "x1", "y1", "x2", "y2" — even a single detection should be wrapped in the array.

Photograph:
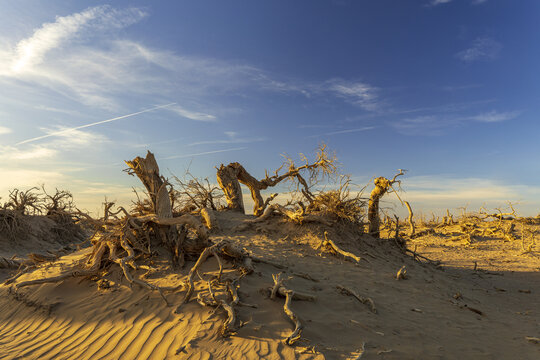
[
  {"x1": 526, "y1": 337, "x2": 540, "y2": 344},
  {"x1": 396, "y1": 265, "x2": 407, "y2": 280},
  {"x1": 0, "y1": 256, "x2": 21, "y2": 269},
  {"x1": 337, "y1": 285, "x2": 376, "y2": 313},
  {"x1": 200, "y1": 207, "x2": 218, "y2": 230},
  {"x1": 461, "y1": 304, "x2": 485, "y2": 316},
  {"x1": 283, "y1": 289, "x2": 304, "y2": 345},
  {"x1": 350, "y1": 342, "x2": 366, "y2": 359},
  {"x1": 318, "y1": 231, "x2": 361, "y2": 263}
]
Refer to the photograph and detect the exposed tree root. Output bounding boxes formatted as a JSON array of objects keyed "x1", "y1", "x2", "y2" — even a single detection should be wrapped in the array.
[
  {"x1": 15, "y1": 269, "x2": 98, "y2": 289},
  {"x1": 270, "y1": 273, "x2": 317, "y2": 301},
  {"x1": 336, "y1": 285, "x2": 377, "y2": 313},
  {"x1": 283, "y1": 289, "x2": 304, "y2": 345},
  {"x1": 317, "y1": 231, "x2": 361, "y2": 263},
  {"x1": 270, "y1": 273, "x2": 316, "y2": 345},
  {"x1": 0, "y1": 256, "x2": 21, "y2": 269}
]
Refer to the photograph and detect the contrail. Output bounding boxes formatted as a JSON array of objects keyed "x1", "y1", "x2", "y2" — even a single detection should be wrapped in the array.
[
  {"x1": 16, "y1": 102, "x2": 177, "y2": 145},
  {"x1": 163, "y1": 147, "x2": 247, "y2": 160}
]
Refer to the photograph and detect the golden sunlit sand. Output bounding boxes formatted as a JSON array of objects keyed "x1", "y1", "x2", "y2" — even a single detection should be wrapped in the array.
[{"x1": 0, "y1": 150, "x2": 538, "y2": 359}]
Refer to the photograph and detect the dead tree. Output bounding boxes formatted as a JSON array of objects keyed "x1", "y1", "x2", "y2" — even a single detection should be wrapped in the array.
[
  {"x1": 4, "y1": 187, "x2": 43, "y2": 215},
  {"x1": 41, "y1": 186, "x2": 75, "y2": 215},
  {"x1": 368, "y1": 170, "x2": 405, "y2": 238},
  {"x1": 216, "y1": 144, "x2": 336, "y2": 216},
  {"x1": 125, "y1": 151, "x2": 172, "y2": 218},
  {"x1": 404, "y1": 201, "x2": 415, "y2": 236}
]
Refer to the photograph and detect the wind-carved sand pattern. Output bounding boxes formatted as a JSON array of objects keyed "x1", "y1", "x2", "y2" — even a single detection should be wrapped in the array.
[{"x1": 0, "y1": 149, "x2": 538, "y2": 359}]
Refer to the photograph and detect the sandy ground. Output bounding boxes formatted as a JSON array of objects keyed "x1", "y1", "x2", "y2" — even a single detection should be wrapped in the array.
[{"x1": 0, "y1": 212, "x2": 538, "y2": 359}]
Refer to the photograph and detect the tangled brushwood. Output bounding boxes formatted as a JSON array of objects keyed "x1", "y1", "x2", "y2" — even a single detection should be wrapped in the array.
[{"x1": 4, "y1": 147, "x2": 408, "y2": 344}]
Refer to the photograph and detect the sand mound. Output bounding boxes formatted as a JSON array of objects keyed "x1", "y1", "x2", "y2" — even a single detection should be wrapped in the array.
[{"x1": 0, "y1": 211, "x2": 538, "y2": 359}]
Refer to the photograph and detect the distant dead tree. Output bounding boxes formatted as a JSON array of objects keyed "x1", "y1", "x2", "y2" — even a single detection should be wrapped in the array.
[
  {"x1": 172, "y1": 171, "x2": 224, "y2": 213},
  {"x1": 3, "y1": 187, "x2": 43, "y2": 215},
  {"x1": 368, "y1": 169, "x2": 406, "y2": 238},
  {"x1": 41, "y1": 185, "x2": 75, "y2": 215},
  {"x1": 216, "y1": 144, "x2": 337, "y2": 216}
]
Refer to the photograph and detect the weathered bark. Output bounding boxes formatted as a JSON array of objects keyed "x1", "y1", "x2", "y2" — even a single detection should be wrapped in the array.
[
  {"x1": 216, "y1": 163, "x2": 245, "y2": 212},
  {"x1": 125, "y1": 151, "x2": 172, "y2": 218},
  {"x1": 368, "y1": 170, "x2": 405, "y2": 238},
  {"x1": 216, "y1": 162, "x2": 270, "y2": 216},
  {"x1": 125, "y1": 151, "x2": 181, "y2": 259}
]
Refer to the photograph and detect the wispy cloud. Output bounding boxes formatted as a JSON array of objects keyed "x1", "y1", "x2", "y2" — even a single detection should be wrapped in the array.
[
  {"x1": 324, "y1": 79, "x2": 379, "y2": 111},
  {"x1": 469, "y1": 110, "x2": 520, "y2": 123},
  {"x1": 430, "y1": 0, "x2": 452, "y2": 5},
  {"x1": 188, "y1": 131, "x2": 266, "y2": 146},
  {"x1": 391, "y1": 116, "x2": 452, "y2": 136},
  {"x1": 0, "y1": 6, "x2": 384, "y2": 114},
  {"x1": 40, "y1": 125, "x2": 108, "y2": 147},
  {"x1": 16, "y1": 103, "x2": 176, "y2": 145},
  {"x1": 392, "y1": 109, "x2": 520, "y2": 135},
  {"x1": 428, "y1": 0, "x2": 486, "y2": 6},
  {"x1": 8, "y1": 5, "x2": 147, "y2": 74},
  {"x1": 163, "y1": 147, "x2": 247, "y2": 160},
  {"x1": 0, "y1": 126, "x2": 12, "y2": 134},
  {"x1": 168, "y1": 105, "x2": 217, "y2": 122},
  {"x1": 456, "y1": 37, "x2": 502, "y2": 62},
  {"x1": 0, "y1": 145, "x2": 58, "y2": 161},
  {"x1": 308, "y1": 126, "x2": 375, "y2": 138}
]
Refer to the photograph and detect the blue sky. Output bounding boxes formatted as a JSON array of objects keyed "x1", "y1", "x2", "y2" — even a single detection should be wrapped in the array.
[{"x1": 0, "y1": 0, "x2": 539, "y2": 216}]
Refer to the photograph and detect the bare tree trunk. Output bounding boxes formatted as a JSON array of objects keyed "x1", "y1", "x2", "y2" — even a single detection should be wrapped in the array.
[
  {"x1": 125, "y1": 151, "x2": 179, "y2": 258},
  {"x1": 216, "y1": 162, "x2": 280, "y2": 216},
  {"x1": 368, "y1": 170, "x2": 405, "y2": 238},
  {"x1": 368, "y1": 177, "x2": 390, "y2": 238},
  {"x1": 405, "y1": 201, "x2": 415, "y2": 236},
  {"x1": 125, "y1": 151, "x2": 172, "y2": 218},
  {"x1": 216, "y1": 163, "x2": 246, "y2": 213}
]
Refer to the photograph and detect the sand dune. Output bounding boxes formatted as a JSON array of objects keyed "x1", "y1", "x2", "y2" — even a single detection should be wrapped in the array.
[{"x1": 0, "y1": 212, "x2": 538, "y2": 359}]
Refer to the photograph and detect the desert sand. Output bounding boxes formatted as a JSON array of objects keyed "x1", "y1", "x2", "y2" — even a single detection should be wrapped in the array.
[{"x1": 0, "y1": 208, "x2": 538, "y2": 360}]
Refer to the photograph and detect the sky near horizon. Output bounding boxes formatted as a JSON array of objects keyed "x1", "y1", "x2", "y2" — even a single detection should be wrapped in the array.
[{"x1": 0, "y1": 0, "x2": 539, "y2": 217}]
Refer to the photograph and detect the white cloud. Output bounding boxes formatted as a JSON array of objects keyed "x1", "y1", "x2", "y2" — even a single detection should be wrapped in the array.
[
  {"x1": 0, "y1": 167, "x2": 64, "y2": 196},
  {"x1": 0, "y1": 6, "x2": 382, "y2": 117},
  {"x1": 188, "y1": 131, "x2": 266, "y2": 146},
  {"x1": 9, "y1": 6, "x2": 147, "y2": 74},
  {"x1": 391, "y1": 116, "x2": 453, "y2": 135},
  {"x1": 325, "y1": 79, "x2": 379, "y2": 111},
  {"x1": 168, "y1": 105, "x2": 217, "y2": 122},
  {"x1": 0, "y1": 126, "x2": 12, "y2": 134},
  {"x1": 472, "y1": 0, "x2": 488, "y2": 4},
  {"x1": 367, "y1": 175, "x2": 540, "y2": 218},
  {"x1": 0, "y1": 145, "x2": 58, "y2": 161},
  {"x1": 430, "y1": 0, "x2": 452, "y2": 5},
  {"x1": 456, "y1": 37, "x2": 502, "y2": 62},
  {"x1": 307, "y1": 126, "x2": 375, "y2": 138},
  {"x1": 41, "y1": 125, "x2": 108, "y2": 147},
  {"x1": 392, "y1": 109, "x2": 519, "y2": 135},
  {"x1": 469, "y1": 110, "x2": 520, "y2": 123},
  {"x1": 163, "y1": 147, "x2": 247, "y2": 160}
]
